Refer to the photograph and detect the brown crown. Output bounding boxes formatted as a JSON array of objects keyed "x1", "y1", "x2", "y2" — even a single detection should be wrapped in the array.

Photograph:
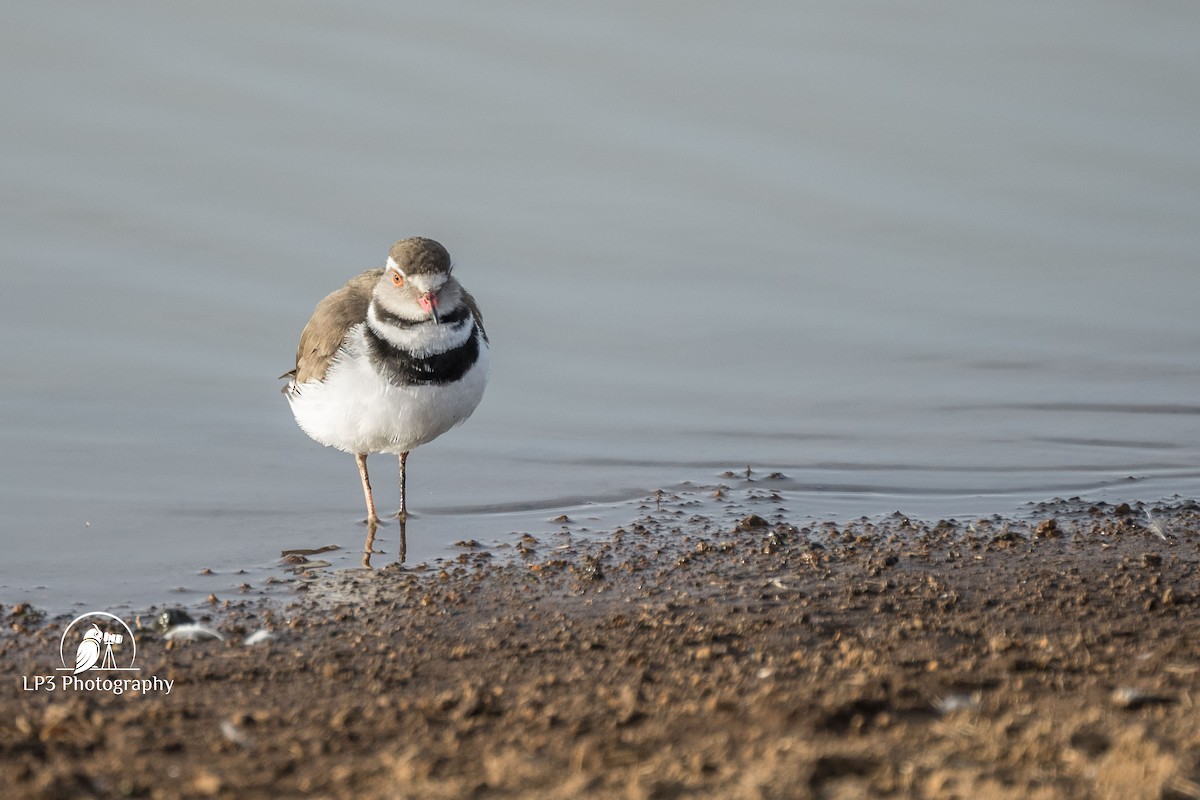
[{"x1": 389, "y1": 237, "x2": 452, "y2": 275}]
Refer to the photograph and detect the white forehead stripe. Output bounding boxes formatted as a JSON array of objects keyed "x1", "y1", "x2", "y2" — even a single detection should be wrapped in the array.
[{"x1": 386, "y1": 256, "x2": 406, "y2": 276}]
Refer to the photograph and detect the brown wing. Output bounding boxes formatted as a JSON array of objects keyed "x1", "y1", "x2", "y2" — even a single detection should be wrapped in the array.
[
  {"x1": 460, "y1": 288, "x2": 488, "y2": 343},
  {"x1": 288, "y1": 269, "x2": 382, "y2": 385}
]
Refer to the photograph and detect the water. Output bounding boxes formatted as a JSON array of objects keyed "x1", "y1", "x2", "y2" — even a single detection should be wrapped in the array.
[{"x1": 3, "y1": 1, "x2": 1198, "y2": 613}]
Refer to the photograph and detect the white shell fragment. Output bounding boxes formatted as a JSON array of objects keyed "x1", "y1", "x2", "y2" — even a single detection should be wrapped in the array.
[{"x1": 163, "y1": 623, "x2": 225, "y2": 642}]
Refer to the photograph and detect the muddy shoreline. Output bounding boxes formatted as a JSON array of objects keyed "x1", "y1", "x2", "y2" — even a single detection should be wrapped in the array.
[{"x1": 4, "y1": 489, "x2": 1200, "y2": 799}]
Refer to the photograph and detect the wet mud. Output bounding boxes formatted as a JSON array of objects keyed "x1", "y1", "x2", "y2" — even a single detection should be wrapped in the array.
[{"x1": 4, "y1": 488, "x2": 1200, "y2": 799}]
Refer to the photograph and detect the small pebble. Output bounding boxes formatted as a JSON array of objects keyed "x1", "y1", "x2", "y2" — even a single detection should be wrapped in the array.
[
  {"x1": 736, "y1": 515, "x2": 769, "y2": 532},
  {"x1": 1111, "y1": 687, "x2": 1172, "y2": 710}
]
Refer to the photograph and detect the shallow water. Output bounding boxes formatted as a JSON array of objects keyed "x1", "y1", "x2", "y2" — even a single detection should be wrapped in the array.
[{"x1": 3, "y1": 1, "x2": 1199, "y2": 613}]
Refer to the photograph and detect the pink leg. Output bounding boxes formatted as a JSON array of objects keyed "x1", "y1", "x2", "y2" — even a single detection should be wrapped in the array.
[{"x1": 355, "y1": 453, "x2": 381, "y2": 525}]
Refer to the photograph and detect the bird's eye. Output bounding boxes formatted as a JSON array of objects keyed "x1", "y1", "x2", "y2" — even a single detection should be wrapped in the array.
[{"x1": 391, "y1": 272, "x2": 404, "y2": 287}]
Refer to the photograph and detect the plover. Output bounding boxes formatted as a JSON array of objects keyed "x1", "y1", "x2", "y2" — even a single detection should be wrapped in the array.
[{"x1": 283, "y1": 237, "x2": 489, "y2": 531}]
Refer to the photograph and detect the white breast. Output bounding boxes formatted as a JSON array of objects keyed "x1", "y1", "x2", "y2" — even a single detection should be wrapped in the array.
[{"x1": 287, "y1": 323, "x2": 490, "y2": 455}]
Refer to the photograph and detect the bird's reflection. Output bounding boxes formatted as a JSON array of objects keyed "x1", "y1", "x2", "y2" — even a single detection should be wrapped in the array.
[{"x1": 360, "y1": 515, "x2": 406, "y2": 569}]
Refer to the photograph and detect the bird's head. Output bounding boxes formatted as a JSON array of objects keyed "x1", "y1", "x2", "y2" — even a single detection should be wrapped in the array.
[{"x1": 374, "y1": 237, "x2": 462, "y2": 325}]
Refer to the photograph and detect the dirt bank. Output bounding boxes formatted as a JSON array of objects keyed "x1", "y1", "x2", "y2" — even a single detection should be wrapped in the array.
[{"x1": 4, "y1": 491, "x2": 1200, "y2": 799}]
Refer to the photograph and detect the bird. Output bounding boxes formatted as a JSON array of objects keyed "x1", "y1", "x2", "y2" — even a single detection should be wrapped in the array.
[
  {"x1": 282, "y1": 237, "x2": 489, "y2": 537},
  {"x1": 74, "y1": 625, "x2": 103, "y2": 674}
]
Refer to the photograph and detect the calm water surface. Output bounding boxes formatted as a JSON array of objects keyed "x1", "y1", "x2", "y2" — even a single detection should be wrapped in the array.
[{"x1": 3, "y1": 2, "x2": 1199, "y2": 612}]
